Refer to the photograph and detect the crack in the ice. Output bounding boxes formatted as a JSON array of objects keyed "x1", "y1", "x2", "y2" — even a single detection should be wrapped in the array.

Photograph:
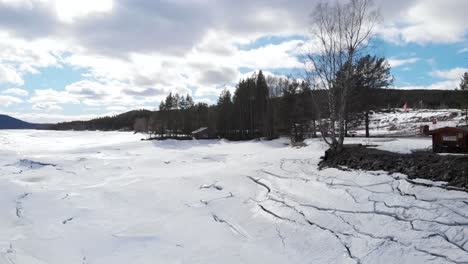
[
  {"x1": 374, "y1": 200, "x2": 433, "y2": 211},
  {"x1": 405, "y1": 178, "x2": 468, "y2": 193},
  {"x1": 275, "y1": 225, "x2": 286, "y2": 250},
  {"x1": 246, "y1": 176, "x2": 271, "y2": 194},
  {"x1": 279, "y1": 159, "x2": 316, "y2": 174},
  {"x1": 2, "y1": 243, "x2": 16, "y2": 264},
  {"x1": 256, "y1": 199, "x2": 361, "y2": 263},
  {"x1": 360, "y1": 240, "x2": 387, "y2": 260},
  {"x1": 395, "y1": 181, "x2": 468, "y2": 203},
  {"x1": 200, "y1": 192, "x2": 234, "y2": 205},
  {"x1": 318, "y1": 175, "x2": 393, "y2": 189},
  {"x1": 211, "y1": 213, "x2": 248, "y2": 238},
  {"x1": 200, "y1": 182, "x2": 223, "y2": 191},
  {"x1": 302, "y1": 217, "x2": 361, "y2": 264},
  {"x1": 439, "y1": 203, "x2": 468, "y2": 219},
  {"x1": 257, "y1": 204, "x2": 297, "y2": 223},
  {"x1": 15, "y1": 192, "x2": 31, "y2": 218},
  {"x1": 413, "y1": 246, "x2": 468, "y2": 264},
  {"x1": 302, "y1": 200, "x2": 468, "y2": 227},
  {"x1": 416, "y1": 228, "x2": 468, "y2": 255},
  {"x1": 62, "y1": 217, "x2": 74, "y2": 224},
  {"x1": 254, "y1": 158, "x2": 468, "y2": 262},
  {"x1": 270, "y1": 191, "x2": 468, "y2": 227},
  {"x1": 264, "y1": 195, "x2": 468, "y2": 264},
  {"x1": 55, "y1": 168, "x2": 77, "y2": 175},
  {"x1": 259, "y1": 169, "x2": 310, "y2": 182},
  {"x1": 334, "y1": 213, "x2": 401, "y2": 245}
]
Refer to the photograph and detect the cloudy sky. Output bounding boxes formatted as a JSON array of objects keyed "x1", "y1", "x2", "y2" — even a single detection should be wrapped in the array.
[{"x1": 0, "y1": 0, "x2": 467, "y2": 123}]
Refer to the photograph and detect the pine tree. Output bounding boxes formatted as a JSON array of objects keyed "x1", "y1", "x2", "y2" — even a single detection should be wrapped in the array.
[
  {"x1": 279, "y1": 79, "x2": 302, "y2": 142},
  {"x1": 256, "y1": 70, "x2": 270, "y2": 137},
  {"x1": 233, "y1": 78, "x2": 257, "y2": 138},
  {"x1": 217, "y1": 89, "x2": 233, "y2": 137},
  {"x1": 159, "y1": 101, "x2": 166, "y2": 111},
  {"x1": 164, "y1": 93, "x2": 173, "y2": 110},
  {"x1": 460, "y1": 72, "x2": 468, "y2": 91},
  {"x1": 351, "y1": 55, "x2": 393, "y2": 137},
  {"x1": 174, "y1": 93, "x2": 181, "y2": 109},
  {"x1": 185, "y1": 94, "x2": 194, "y2": 108}
]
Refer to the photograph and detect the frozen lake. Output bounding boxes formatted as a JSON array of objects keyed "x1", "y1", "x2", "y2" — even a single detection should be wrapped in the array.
[{"x1": 0, "y1": 130, "x2": 467, "y2": 264}]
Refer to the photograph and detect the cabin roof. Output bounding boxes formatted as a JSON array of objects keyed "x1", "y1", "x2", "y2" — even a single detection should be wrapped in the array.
[
  {"x1": 427, "y1": 126, "x2": 468, "y2": 135},
  {"x1": 192, "y1": 127, "x2": 209, "y2": 134}
]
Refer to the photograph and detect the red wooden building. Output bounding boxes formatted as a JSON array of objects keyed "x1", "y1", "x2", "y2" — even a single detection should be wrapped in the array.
[{"x1": 427, "y1": 126, "x2": 468, "y2": 153}]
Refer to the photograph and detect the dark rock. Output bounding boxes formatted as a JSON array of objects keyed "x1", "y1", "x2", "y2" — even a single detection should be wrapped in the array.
[{"x1": 320, "y1": 145, "x2": 468, "y2": 190}]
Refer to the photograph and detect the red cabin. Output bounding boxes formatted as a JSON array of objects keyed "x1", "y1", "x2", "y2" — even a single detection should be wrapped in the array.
[{"x1": 427, "y1": 126, "x2": 468, "y2": 153}]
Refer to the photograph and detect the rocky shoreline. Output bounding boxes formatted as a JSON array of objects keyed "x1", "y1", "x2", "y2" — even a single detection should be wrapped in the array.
[{"x1": 320, "y1": 145, "x2": 468, "y2": 190}]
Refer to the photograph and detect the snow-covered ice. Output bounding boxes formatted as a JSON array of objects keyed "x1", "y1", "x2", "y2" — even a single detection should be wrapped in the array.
[{"x1": 1, "y1": 130, "x2": 468, "y2": 264}]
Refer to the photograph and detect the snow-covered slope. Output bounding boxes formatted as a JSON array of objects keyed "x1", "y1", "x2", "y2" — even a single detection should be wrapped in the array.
[
  {"x1": 356, "y1": 108, "x2": 466, "y2": 136},
  {"x1": 0, "y1": 130, "x2": 467, "y2": 264}
]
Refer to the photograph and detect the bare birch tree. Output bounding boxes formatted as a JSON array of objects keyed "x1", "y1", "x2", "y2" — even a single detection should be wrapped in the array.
[{"x1": 306, "y1": 0, "x2": 380, "y2": 153}]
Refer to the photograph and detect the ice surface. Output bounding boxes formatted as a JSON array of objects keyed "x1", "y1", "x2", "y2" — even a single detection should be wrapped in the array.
[{"x1": 0, "y1": 130, "x2": 467, "y2": 264}]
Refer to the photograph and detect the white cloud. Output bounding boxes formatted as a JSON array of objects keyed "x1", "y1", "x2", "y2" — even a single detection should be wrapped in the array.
[
  {"x1": 61, "y1": 35, "x2": 304, "y2": 107},
  {"x1": 195, "y1": 86, "x2": 225, "y2": 97},
  {"x1": 397, "y1": 67, "x2": 468, "y2": 90},
  {"x1": 54, "y1": 0, "x2": 113, "y2": 23},
  {"x1": 234, "y1": 40, "x2": 304, "y2": 70},
  {"x1": 2, "y1": 88, "x2": 29, "y2": 96},
  {"x1": 0, "y1": 32, "x2": 65, "y2": 71},
  {"x1": 397, "y1": 80, "x2": 459, "y2": 90},
  {"x1": 32, "y1": 102, "x2": 63, "y2": 111},
  {"x1": 106, "y1": 105, "x2": 128, "y2": 112},
  {"x1": 29, "y1": 88, "x2": 80, "y2": 105},
  {"x1": 0, "y1": 95, "x2": 22, "y2": 106},
  {"x1": 397, "y1": 67, "x2": 467, "y2": 90},
  {"x1": 381, "y1": 0, "x2": 468, "y2": 44},
  {"x1": 388, "y1": 57, "x2": 419, "y2": 68},
  {"x1": 458, "y1": 47, "x2": 468, "y2": 54},
  {"x1": 0, "y1": 64, "x2": 23, "y2": 85},
  {"x1": 194, "y1": 97, "x2": 215, "y2": 105},
  {"x1": 430, "y1": 68, "x2": 468, "y2": 80}
]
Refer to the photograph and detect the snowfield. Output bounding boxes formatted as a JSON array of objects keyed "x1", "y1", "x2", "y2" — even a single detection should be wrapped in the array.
[{"x1": 1, "y1": 130, "x2": 468, "y2": 264}]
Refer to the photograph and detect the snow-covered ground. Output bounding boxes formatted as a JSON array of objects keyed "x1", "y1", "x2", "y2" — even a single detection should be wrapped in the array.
[{"x1": 1, "y1": 130, "x2": 468, "y2": 264}]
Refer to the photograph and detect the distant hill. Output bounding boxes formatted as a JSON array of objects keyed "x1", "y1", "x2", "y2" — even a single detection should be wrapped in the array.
[
  {"x1": 45, "y1": 109, "x2": 153, "y2": 131},
  {"x1": 0, "y1": 115, "x2": 39, "y2": 129}
]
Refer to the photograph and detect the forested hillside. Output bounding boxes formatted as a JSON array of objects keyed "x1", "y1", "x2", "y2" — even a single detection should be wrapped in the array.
[
  {"x1": 46, "y1": 110, "x2": 153, "y2": 131},
  {"x1": 0, "y1": 115, "x2": 40, "y2": 129}
]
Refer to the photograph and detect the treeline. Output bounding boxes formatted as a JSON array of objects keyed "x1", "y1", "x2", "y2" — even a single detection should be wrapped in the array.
[
  {"x1": 372, "y1": 89, "x2": 468, "y2": 109},
  {"x1": 146, "y1": 71, "x2": 319, "y2": 141},
  {"x1": 146, "y1": 93, "x2": 216, "y2": 138},
  {"x1": 46, "y1": 74, "x2": 468, "y2": 140}
]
